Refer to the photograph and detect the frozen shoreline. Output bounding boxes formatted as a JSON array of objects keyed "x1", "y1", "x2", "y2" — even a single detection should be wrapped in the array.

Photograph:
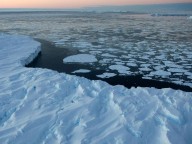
[{"x1": 0, "y1": 33, "x2": 192, "y2": 144}]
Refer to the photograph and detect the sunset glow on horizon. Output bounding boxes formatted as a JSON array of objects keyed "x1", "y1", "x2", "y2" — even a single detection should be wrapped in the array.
[{"x1": 0, "y1": 0, "x2": 191, "y2": 8}]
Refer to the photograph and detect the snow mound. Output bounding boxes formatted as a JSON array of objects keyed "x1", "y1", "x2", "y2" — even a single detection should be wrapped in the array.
[
  {"x1": 63, "y1": 54, "x2": 97, "y2": 63},
  {"x1": 0, "y1": 33, "x2": 192, "y2": 144}
]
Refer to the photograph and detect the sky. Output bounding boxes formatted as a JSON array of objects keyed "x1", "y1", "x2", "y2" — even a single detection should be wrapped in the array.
[{"x1": 0, "y1": 0, "x2": 191, "y2": 8}]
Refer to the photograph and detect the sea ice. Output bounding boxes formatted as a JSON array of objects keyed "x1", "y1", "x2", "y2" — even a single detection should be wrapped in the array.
[
  {"x1": 1, "y1": 33, "x2": 192, "y2": 144},
  {"x1": 167, "y1": 68, "x2": 188, "y2": 73},
  {"x1": 188, "y1": 16, "x2": 192, "y2": 19},
  {"x1": 127, "y1": 63, "x2": 137, "y2": 67},
  {"x1": 150, "y1": 70, "x2": 171, "y2": 76},
  {"x1": 109, "y1": 65, "x2": 130, "y2": 75},
  {"x1": 63, "y1": 54, "x2": 97, "y2": 63},
  {"x1": 139, "y1": 67, "x2": 152, "y2": 72},
  {"x1": 72, "y1": 41, "x2": 93, "y2": 49},
  {"x1": 97, "y1": 73, "x2": 116, "y2": 78},
  {"x1": 72, "y1": 69, "x2": 91, "y2": 73},
  {"x1": 101, "y1": 53, "x2": 117, "y2": 58}
]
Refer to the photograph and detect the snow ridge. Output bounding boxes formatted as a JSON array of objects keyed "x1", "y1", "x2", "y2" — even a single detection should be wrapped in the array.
[{"x1": 0, "y1": 33, "x2": 192, "y2": 144}]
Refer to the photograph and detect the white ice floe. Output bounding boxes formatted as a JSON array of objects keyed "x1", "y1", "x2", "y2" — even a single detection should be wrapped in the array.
[
  {"x1": 188, "y1": 76, "x2": 192, "y2": 80},
  {"x1": 139, "y1": 67, "x2": 152, "y2": 72},
  {"x1": 167, "y1": 68, "x2": 188, "y2": 73},
  {"x1": 140, "y1": 64, "x2": 151, "y2": 67},
  {"x1": 0, "y1": 33, "x2": 192, "y2": 144},
  {"x1": 101, "y1": 53, "x2": 117, "y2": 58},
  {"x1": 185, "y1": 72, "x2": 192, "y2": 76},
  {"x1": 142, "y1": 76, "x2": 152, "y2": 79},
  {"x1": 127, "y1": 62, "x2": 137, "y2": 67},
  {"x1": 150, "y1": 70, "x2": 171, "y2": 76},
  {"x1": 163, "y1": 61, "x2": 183, "y2": 68},
  {"x1": 99, "y1": 58, "x2": 111, "y2": 64},
  {"x1": 115, "y1": 61, "x2": 125, "y2": 65},
  {"x1": 72, "y1": 69, "x2": 91, "y2": 73},
  {"x1": 72, "y1": 41, "x2": 93, "y2": 49},
  {"x1": 109, "y1": 65, "x2": 130, "y2": 75},
  {"x1": 188, "y1": 16, "x2": 192, "y2": 20},
  {"x1": 154, "y1": 65, "x2": 166, "y2": 71},
  {"x1": 97, "y1": 73, "x2": 116, "y2": 78},
  {"x1": 89, "y1": 50, "x2": 102, "y2": 55},
  {"x1": 63, "y1": 54, "x2": 97, "y2": 63},
  {"x1": 173, "y1": 73, "x2": 183, "y2": 76}
]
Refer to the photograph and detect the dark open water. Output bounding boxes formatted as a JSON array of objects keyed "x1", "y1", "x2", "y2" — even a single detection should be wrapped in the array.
[{"x1": 26, "y1": 39, "x2": 192, "y2": 92}]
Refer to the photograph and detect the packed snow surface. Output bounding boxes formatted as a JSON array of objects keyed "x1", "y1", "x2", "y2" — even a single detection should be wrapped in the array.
[
  {"x1": 63, "y1": 54, "x2": 97, "y2": 63},
  {"x1": 0, "y1": 33, "x2": 192, "y2": 144}
]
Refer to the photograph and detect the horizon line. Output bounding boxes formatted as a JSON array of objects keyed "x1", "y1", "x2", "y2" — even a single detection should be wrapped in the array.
[{"x1": 0, "y1": 2, "x2": 192, "y2": 9}]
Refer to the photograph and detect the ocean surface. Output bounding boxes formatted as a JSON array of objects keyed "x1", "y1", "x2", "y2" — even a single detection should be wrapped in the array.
[{"x1": 0, "y1": 7, "x2": 192, "y2": 90}]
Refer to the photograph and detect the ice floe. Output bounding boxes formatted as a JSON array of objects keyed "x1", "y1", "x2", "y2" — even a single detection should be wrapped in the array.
[
  {"x1": 101, "y1": 53, "x2": 117, "y2": 58},
  {"x1": 139, "y1": 67, "x2": 152, "y2": 72},
  {"x1": 97, "y1": 73, "x2": 116, "y2": 78},
  {"x1": 63, "y1": 54, "x2": 97, "y2": 63},
  {"x1": 150, "y1": 70, "x2": 171, "y2": 76},
  {"x1": 167, "y1": 68, "x2": 188, "y2": 73},
  {"x1": 0, "y1": 33, "x2": 192, "y2": 144},
  {"x1": 188, "y1": 16, "x2": 192, "y2": 19},
  {"x1": 109, "y1": 65, "x2": 131, "y2": 75},
  {"x1": 127, "y1": 62, "x2": 137, "y2": 67},
  {"x1": 1, "y1": 13, "x2": 192, "y2": 87},
  {"x1": 72, "y1": 69, "x2": 91, "y2": 73}
]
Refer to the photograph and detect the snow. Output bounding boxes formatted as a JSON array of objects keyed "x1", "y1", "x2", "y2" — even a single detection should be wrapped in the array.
[
  {"x1": 97, "y1": 73, "x2": 117, "y2": 78},
  {"x1": 0, "y1": 33, "x2": 192, "y2": 144},
  {"x1": 72, "y1": 69, "x2": 91, "y2": 73},
  {"x1": 63, "y1": 54, "x2": 97, "y2": 63}
]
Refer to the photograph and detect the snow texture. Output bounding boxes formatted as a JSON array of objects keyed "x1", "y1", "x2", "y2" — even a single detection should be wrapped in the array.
[
  {"x1": 0, "y1": 33, "x2": 192, "y2": 144},
  {"x1": 63, "y1": 54, "x2": 97, "y2": 63}
]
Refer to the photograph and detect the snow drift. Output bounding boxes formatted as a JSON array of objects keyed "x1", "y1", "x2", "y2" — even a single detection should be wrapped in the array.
[{"x1": 0, "y1": 33, "x2": 192, "y2": 144}]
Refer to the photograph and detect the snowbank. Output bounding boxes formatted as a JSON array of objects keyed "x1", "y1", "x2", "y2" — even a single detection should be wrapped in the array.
[{"x1": 0, "y1": 33, "x2": 192, "y2": 144}]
